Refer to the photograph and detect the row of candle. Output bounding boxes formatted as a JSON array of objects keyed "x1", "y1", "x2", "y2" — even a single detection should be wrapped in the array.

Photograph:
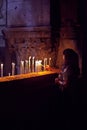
[{"x1": 0, "y1": 57, "x2": 52, "y2": 77}]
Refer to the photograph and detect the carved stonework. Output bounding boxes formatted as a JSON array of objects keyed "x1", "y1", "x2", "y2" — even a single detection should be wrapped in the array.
[
  {"x1": 4, "y1": 26, "x2": 52, "y2": 58},
  {"x1": 3, "y1": 26, "x2": 56, "y2": 74}
]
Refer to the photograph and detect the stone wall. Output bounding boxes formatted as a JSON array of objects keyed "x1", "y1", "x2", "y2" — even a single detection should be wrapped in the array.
[
  {"x1": 0, "y1": 0, "x2": 82, "y2": 76},
  {"x1": 7, "y1": 0, "x2": 50, "y2": 27},
  {"x1": 0, "y1": 0, "x2": 55, "y2": 76},
  {"x1": 3, "y1": 26, "x2": 56, "y2": 75}
]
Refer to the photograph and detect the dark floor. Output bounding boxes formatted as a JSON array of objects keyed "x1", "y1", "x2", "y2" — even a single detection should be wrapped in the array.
[{"x1": 0, "y1": 77, "x2": 86, "y2": 130}]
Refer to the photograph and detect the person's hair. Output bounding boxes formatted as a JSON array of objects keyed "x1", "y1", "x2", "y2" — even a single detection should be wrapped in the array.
[
  {"x1": 63, "y1": 48, "x2": 80, "y2": 77},
  {"x1": 63, "y1": 48, "x2": 79, "y2": 67}
]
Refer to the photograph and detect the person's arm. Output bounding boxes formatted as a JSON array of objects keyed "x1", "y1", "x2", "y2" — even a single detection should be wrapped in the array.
[
  {"x1": 55, "y1": 66, "x2": 72, "y2": 91},
  {"x1": 55, "y1": 78, "x2": 67, "y2": 91}
]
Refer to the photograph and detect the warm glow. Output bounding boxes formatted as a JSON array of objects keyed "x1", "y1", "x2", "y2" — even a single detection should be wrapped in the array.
[
  {"x1": 0, "y1": 69, "x2": 59, "y2": 82},
  {"x1": 35, "y1": 60, "x2": 42, "y2": 72},
  {"x1": 0, "y1": 57, "x2": 53, "y2": 77}
]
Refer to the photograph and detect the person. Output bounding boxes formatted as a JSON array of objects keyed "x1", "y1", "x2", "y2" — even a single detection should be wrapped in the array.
[
  {"x1": 54, "y1": 48, "x2": 80, "y2": 128},
  {"x1": 55, "y1": 48, "x2": 80, "y2": 93}
]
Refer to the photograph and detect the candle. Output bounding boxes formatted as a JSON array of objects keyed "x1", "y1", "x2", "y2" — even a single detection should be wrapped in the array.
[
  {"x1": 20, "y1": 60, "x2": 24, "y2": 74},
  {"x1": 44, "y1": 58, "x2": 47, "y2": 71},
  {"x1": 38, "y1": 60, "x2": 42, "y2": 72},
  {"x1": 1, "y1": 63, "x2": 3, "y2": 77},
  {"x1": 32, "y1": 57, "x2": 35, "y2": 72},
  {"x1": 49, "y1": 57, "x2": 51, "y2": 66},
  {"x1": 12, "y1": 62, "x2": 15, "y2": 75},
  {"x1": 8, "y1": 73, "x2": 11, "y2": 76},
  {"x1": 28, "y1": 56, "x2": 31, "y2": 72},
  {"x1": 35, "y1": 60, "x2": 42, "y2": 72},
  {"x1": 35, "y1": 60, "x2": 39, "y2": 72},
  {"x1": 25, "y1": 60, "x2": 28, "y2": 73}
]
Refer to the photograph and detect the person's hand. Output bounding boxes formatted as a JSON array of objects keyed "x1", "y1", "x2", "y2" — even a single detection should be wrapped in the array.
[
  {"x1": 55, "y1": 78, "x2": 60, "y2": 84},
  {"x1": 55, "y1": 78, "x2": 64, "y2": 91}
]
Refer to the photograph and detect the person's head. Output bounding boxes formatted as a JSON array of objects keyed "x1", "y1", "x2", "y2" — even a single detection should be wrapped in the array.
[{"x1": 63, "y1": 48, "x2": 79, "y2": 67}]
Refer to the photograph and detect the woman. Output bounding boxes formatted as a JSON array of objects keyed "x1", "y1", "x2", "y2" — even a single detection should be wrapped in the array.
[
  {"x1": 55, "y1": 48, "x2": 80, "y2": 92},
  {"x1": 55, "y1": 48, "x2": 81, "y2": 129}
]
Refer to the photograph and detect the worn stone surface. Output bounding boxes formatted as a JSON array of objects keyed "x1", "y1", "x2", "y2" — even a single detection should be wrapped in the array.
[
  {"x1": 0, "y1": 0, "x2": 82, "y2": 76},
  {"x1": 7, "y1": 0, "x2": 50, "y2": 27}
]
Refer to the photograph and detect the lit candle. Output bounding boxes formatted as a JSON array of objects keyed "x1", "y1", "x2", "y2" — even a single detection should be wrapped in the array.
[
  {"x1": 44, "y1": 58, "x2": 47, "y2": 71},
  {"x1": 25, "y1": 60, "x2": 28, "y2": 73},
  {"x1": 35, "y1": 60, "x2": 39, "y2": 72},
  {"x1": 35, "y1": 60, "x2": 42, "y2": 72},
  {"x1": 1, "y1": 63, "x2": 3, "y2": 77},
  {"x1": 20, "y1": 60, "x2": 24, "y2": 74},
  {"x1": 49, "y1": 57, "x2": 51, "y2": 66},
  {"x1": 39, "y1": 60, "x2": 42, "y2": 72},
  {"x1": 28, "y1": 56, "x2": 31, "y2": 72},
  {"x1": 12, "y1": 62, "x2": 15, "y2": 75},
  {"x1": 32, "y1": 57, "x2": 35, "y2": 72},
  {"x1": 8, "y1": 73, "x2": 11, "y2": 76}
]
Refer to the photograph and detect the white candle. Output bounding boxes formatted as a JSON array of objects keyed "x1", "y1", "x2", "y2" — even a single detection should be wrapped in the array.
[
  {"x1": 20, "y1": 60, "x2": 24, "y2": 74},
  {"x1": 25, "y1": 60, "x2": 28, "y2": 73},
  {"x1": 35, "y1": 60, "x2": 39, "y2": 72},
  {"x1": 8, "y1": 73, "x2": 11, "y2": 76},
  {"x1": 38, "y1": 60, "x2": 42, "y2": 72},
  {"x1": 1, "y1": 63, "x2": 3, "y2": 77},
  {"x1": 28, "y1": 56, "x2": 31, "y2": 72},
  {"x1": 44, "y1": 58, "x2": 47, "y2": 71},
  {"x1": 49, "y1": 57, "x2": 51, "y2": 66},
  {"x1": 32, "y1": 57, "x2": 35, "y2": 72},
  {"x1": 35, "y1": 60, "x2": 42, "y2": 72},
  {"x1": 12, "y1": 62, "x2": 15, "y2": 75}
]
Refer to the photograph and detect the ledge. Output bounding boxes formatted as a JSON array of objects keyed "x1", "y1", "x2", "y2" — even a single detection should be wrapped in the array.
[{"x1": 0, "y1": 69, "x2": 59, "y2": 83}]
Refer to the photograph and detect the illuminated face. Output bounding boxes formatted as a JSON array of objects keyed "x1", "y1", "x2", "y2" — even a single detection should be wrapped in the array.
[
  {"x1": 63, "y1": 55, "x2": 65, "y2": 60},
  {"x1": 63, "y1": 55, "x2": 65, "y2": 64}
]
